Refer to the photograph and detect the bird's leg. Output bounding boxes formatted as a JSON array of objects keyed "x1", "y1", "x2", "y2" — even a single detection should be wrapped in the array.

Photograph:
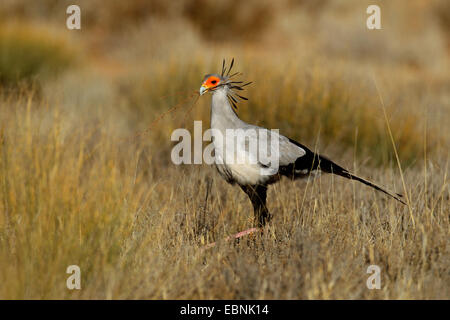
[
  {"x1": 201, "y1": 185, "x2": 270, "y2": 251},
  {"x1": 241, "y1": 185, "x2": 272, "y2": 227}
]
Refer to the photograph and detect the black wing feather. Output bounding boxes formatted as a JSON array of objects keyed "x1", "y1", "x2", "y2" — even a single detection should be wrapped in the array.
[{"x1": 279, "y1": 138, "x2": 405, "y2": 204}]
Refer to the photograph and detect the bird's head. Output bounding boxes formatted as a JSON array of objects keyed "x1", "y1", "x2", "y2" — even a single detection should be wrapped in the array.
[{"x1": 199, "y1": 59, "x2": 252, "y2": 110}]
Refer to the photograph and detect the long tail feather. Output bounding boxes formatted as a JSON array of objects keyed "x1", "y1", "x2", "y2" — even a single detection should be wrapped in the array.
[{"x1": 316, "y1": 155, "x2": 406, "y2": 204}]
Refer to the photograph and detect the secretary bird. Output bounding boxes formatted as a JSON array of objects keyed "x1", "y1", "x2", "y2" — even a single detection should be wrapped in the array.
[{"x1": 199, "y1": 59, "x2": 405, "y2": 228}]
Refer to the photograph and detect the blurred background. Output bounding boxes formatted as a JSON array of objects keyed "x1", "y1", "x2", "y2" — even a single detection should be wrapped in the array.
[
  {"x1": 0, "y1": 0, "x2": 448, "y2": 165},
  {"x1": 0, "y1": 0, "x2": 449, "y2": 299}
]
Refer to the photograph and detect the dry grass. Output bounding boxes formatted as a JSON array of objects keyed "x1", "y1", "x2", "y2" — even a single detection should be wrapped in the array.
[
  {"x1": 0, "y1": 90, "x2": 448, "y2": 299},
  {"x1": 0, "y1": 0, "x2": 449, "y2": 299}
]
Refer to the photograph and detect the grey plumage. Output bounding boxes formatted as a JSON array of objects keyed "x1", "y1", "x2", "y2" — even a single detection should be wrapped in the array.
[{"x1": 200, "y1": 64, "x2": 405, "y2": 227}]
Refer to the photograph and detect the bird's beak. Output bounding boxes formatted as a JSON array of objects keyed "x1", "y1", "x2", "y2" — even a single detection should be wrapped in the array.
[{"x1": 199, "y1": 84, "x2": 208, "y2": 96}]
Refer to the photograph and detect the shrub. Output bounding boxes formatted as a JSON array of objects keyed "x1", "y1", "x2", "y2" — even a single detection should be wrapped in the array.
[
  {"x1": 0, "y1": 25, "x2": 74, "y2": 86},
  {"x1": 183, "y1": 0, "x2": 275, "y2": 42}
]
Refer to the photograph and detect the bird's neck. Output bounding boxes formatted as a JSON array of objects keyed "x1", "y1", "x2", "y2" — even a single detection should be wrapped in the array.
[{"x1": 210, "y1": 88, "x2": 243, "y2": 131}]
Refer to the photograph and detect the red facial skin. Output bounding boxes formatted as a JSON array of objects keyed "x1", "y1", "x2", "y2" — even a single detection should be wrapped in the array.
[{"x1": 203, "y1": 76, "x2": 221, "y2": 90}]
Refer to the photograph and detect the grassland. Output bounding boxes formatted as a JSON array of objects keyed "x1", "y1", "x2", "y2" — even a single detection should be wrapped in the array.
[{"x1": 0, "y1": 0, "x2": 449, "y2": 299}]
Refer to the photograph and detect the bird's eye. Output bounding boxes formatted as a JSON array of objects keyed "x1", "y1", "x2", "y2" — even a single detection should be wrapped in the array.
[{"x1": 211, "y1": 80, "x2": 217, "y2": 84}]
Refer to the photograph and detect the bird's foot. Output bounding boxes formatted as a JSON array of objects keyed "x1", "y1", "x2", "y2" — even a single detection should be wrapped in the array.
[
  {"x1": 201, "y1": 227, "x2": 262, "y2": 251},
  {"x1": 257, "y1": 212, "x2": 272, "y2": 228}
]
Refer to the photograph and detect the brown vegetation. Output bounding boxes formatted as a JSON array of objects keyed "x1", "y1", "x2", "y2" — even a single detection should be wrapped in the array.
[{"x1": 0, "y1": 0, "x2": 448, "y2": 299}]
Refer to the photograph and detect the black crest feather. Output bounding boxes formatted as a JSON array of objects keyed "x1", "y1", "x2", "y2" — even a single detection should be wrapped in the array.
[{"x1": 218, "y1": 59, "x2": 252, "y2": 112}]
